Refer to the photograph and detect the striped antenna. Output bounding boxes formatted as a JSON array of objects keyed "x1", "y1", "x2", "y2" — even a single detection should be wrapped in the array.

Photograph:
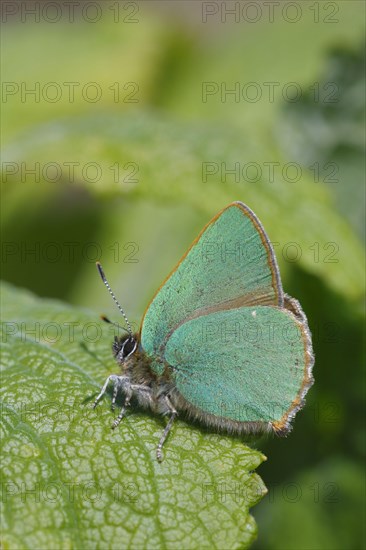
[{"x1": 96, "y1": 262, "x2": 133, "y2": 337}]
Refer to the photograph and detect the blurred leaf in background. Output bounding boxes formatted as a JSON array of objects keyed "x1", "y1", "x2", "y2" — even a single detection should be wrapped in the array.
[
  {"x1": 278, "y1": 45, "x2": 365, "y2": 243},
  {"x1": 1, "y1": 2, "x2": 365, "y2": 549}
]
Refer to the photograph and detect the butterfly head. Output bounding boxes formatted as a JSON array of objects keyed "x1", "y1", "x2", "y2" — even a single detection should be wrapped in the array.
[{"x1": 112, "y1": 335, "x2": 137, "y2": 364}]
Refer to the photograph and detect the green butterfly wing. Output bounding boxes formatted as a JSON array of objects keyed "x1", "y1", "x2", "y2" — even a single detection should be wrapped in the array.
[
  {"x1": 163, "y1": 300, "x2": 313, "y2": 433},
  {"x1": 141, "y1": 202, "x2": 284, "y2": 371}
]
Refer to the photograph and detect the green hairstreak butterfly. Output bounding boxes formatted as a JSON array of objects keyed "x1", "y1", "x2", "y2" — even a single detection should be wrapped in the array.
[{"x1": 94, "y1": 201, "x2": 314, "y2": 461}]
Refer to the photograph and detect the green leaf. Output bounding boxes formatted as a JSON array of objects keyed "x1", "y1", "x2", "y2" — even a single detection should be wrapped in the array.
[{"x1": 1, "y1": 281, "x2": 267, "y2": 550}]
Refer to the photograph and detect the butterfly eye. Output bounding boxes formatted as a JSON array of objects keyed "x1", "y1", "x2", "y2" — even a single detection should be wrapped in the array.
[
  {"x1": 123, "y1": 337, "x2": 137, "y2": 357},
  {"x1": 116, "y1": 337, "x2": 137, "y2": 363}
]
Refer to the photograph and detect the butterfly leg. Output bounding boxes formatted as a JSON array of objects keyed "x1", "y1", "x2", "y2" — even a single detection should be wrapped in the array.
[
  {"x1": 93, "y1": 375, "x2": 128, "y2": 410},
  {"x1": 112, "y1": 384, "x2": 154, "y2": 429},
  {"x1": 93, "y1": 375, "x2": 114, "y2": 409},
  {"x1": 112, "y1": 386, "x2": 133, "y2": 429},
  {"x1": 111, "y1": 379, "x2": 119, "y2": 410},
  {"x1": 156, "y1": 396, "x2": 177, "y2": 462}
]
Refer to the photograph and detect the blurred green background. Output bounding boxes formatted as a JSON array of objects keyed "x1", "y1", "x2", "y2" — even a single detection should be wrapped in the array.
[{"x1": 1, "y1": 1, "x2": 365, "y2": 549}]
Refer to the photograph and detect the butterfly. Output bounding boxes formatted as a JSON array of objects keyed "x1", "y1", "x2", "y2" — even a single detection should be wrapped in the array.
[{"x1": 93, "y1": 201, "x2": 314, "y2": 461}]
